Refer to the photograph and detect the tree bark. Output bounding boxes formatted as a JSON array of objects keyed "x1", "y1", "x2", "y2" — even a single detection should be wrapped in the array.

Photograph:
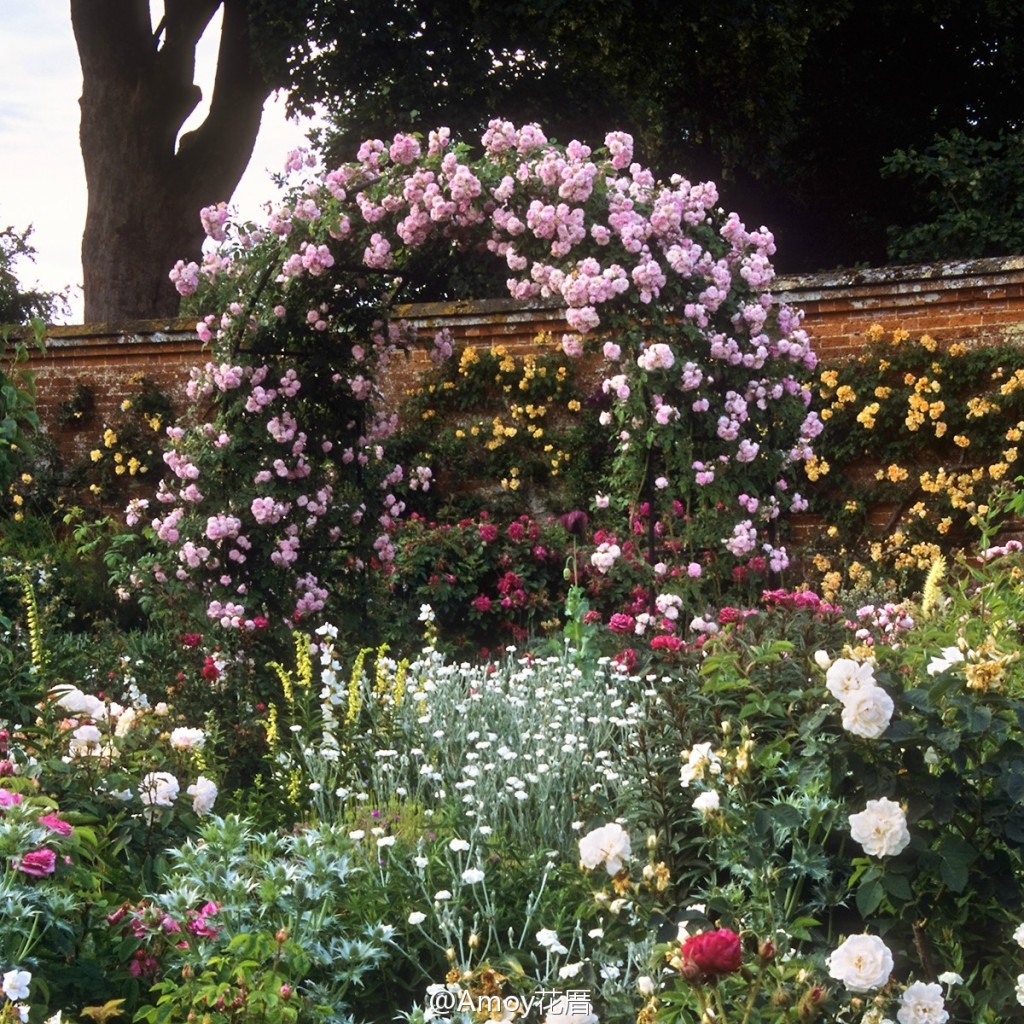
[{"x1": 71, "y1": 0, "x2": 272, "y2": 323}]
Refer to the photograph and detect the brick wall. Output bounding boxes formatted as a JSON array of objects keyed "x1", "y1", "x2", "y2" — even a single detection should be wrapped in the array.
[{"x1": 15, "y1": 255, "x2": 1024, "y2": 465}]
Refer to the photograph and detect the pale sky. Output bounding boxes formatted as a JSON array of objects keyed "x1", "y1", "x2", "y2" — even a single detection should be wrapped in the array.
[{"x1": 0, "y1": 2, "x2": 318, "y2": 323}]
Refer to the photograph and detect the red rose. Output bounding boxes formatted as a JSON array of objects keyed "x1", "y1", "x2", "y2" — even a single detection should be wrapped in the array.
[
  {"x1": 679, "y1": 928, "x2": 742, "y2": 979},
  {"x1": 16, "y1": 847, "x2": 57, "y2": 877}
]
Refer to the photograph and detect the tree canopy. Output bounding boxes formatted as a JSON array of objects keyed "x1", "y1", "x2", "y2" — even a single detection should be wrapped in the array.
[{"x1": 70, "y1": 0, "x2": 1024, "y2": 322}]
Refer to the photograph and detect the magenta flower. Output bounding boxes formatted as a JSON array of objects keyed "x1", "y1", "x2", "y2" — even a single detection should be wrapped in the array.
[
  {"x1": 38, "y1": 813, "x2": 73, "y2": 837},
  {"x1": 16, "y1": 848, "x2": 57, "y2": 877}
]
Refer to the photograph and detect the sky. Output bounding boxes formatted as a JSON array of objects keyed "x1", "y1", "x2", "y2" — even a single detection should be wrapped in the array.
[{"x1": 0, "y1": 2, "x2": 317, "y2": 323}]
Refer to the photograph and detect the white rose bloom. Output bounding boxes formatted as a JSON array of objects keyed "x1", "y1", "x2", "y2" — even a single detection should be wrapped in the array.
[
  {"x1": 814, "y1": 650, "x2": 832, "y2": 670},
  {"x1": 169, "y1": 726, "x2": 206, "y2": 750},
  {"x1": 53, "y1": 686, "x2": 104, "y2": 718},
  {"x1": 1016, "y1": 973, "x2": 1024, "y2": 1007},
  {"x1": 578, "y1": 822, "x2": 632, "y2": 874},
  {"x1": 139, "y1": 771, "x2": 180, "y2": 807},
  {"x1": 897, "y1": 981, "x2": 948, "y2": 1024},
  {"x1": 186, "y1": 775, "x2": 218, "y2": 815},
  {"x1": 827, "y1": 934, "x2": 894, "y2": 991},
  {"x1": 1014, "y1": 923, "x2": 1024, "y2": 948},
  {"x1": 849, "y1": 797, "x2": 911, "y2": 857},
  {"x1": 825, "y1": 658, "x2": 876, "y2": 701},
  {"x1": 841, "y1": 685, "x2": 894, "y2": 739}
]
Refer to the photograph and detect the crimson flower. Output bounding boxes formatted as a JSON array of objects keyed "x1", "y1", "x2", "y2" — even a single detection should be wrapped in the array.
[{"x1": 679, "y1": 928, "x2": 743, "y2": 979}]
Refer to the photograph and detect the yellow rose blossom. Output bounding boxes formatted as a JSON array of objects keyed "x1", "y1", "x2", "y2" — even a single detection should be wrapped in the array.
[
  {"x1": 937, "y1": 517, "x2": 952, "y2": 534},
  {"x1": 1004, "y1": 447, "x2": 1018, "y2": 462},
  {"x1": 934, "y1": 421, "x2": 948, "y2": 438},
  {"x1": 856, "y1": 402, "x2": 880, "y2": 428},
  {"x1": 989, "y1": 463, "x2": 1009, "y2": 480},
  {"x1": 89, "y1": 449, "x2": 102, "y2": 462},
  {"x1": 949, "y1": 342, "x2": 968, "y2": 357},
  {"x1": 873, "y1": 385, "x2": 892, "y2": 399},
  {"x1": 835, "y1": 385, "x2": 856, "y2": 404},
  {"x1": 820, "y1": 369, "x2": 839, "y2": 389},
  {"x1": 866, "y1": 324, "x2": 886, "y2": 342},
  {"x1": 953, "y1": 434, "x2": 971, "y2": 448}
]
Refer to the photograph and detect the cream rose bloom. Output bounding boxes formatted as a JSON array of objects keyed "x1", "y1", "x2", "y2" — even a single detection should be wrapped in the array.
[
  {"x1": 827, "y1": 934, "x2": 893, "y2": 992},
  {"x1": 849, "y1": 797, "x2": 910, "y2": 857},
  {"x1": 840, "y1": 685, "x2": 894, "y2": 739},
  {"x1": 578, "y1": 822, "x2": 632, "y2": 874},
  {"x1": 897, "y1": 981, "x2": 948, "y2": 1024},
  {"x1": 825, "y1": 657, "x2": 876, "y2": 701},
  {"x1": 186, "y1": 775, "x2": 218, "y2": 815},
  {"x1": 140, "y1": 771, "x2": 179, "y2": 808}
]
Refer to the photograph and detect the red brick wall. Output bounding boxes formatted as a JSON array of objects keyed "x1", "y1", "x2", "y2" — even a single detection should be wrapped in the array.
[{"x1": 17, "y1": 255, "x2": 1024, "y2": 464}]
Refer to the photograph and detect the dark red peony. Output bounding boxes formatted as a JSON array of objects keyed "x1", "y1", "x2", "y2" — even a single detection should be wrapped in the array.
[{"x1": 679, "y1": 928, "x2": 743, "y2": 979}]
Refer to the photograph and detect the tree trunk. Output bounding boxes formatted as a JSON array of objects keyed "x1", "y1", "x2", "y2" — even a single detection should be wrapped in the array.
[{"x1": 71, "y1": 0, "x2": 272, "y2": 323}]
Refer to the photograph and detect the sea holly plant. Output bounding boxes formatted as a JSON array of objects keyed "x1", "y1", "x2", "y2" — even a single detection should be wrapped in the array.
[{"x1": 121, "y1": 121, "x2": 821, "y2": 650}]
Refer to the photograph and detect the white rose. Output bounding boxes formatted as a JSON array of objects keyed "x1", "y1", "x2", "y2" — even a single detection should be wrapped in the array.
[
  {"x1": 841, "y1": 686, "x2": 894, "y2": 739},
  {"x1": 825, "y1": 658, "x2": 876, "y2": 701},
  {"x1": 827, "y1": 934, "x2": 894, "y2": 991},
  {"x1": 186, "y1": 775, "x2": 217, "y2": 815},
  {"x1": 1016, "y1": 973, "x2": 1024, "y2": 1007},
  {"x1": 897, "y1": 981, "x2": 948, "y2": 1024},
  {"x1": 169, "y1": 726, "x2": 206, "y2": 750},
  {"x1": 849, "y1": 797, "x2": 910, "y2": 857},
  {"x1": 1014, "y1": 923, "x2": 1024, "y2": 948},
  {"x1": 578, "y1": 822, "x2": 632, "y2": 874},
  {"x1": 139, "y1": 771, "x2": 179, "y2": 807}
]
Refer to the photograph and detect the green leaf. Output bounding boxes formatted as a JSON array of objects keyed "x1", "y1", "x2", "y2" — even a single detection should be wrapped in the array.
[
  {"x1": 937, "y1": 835, "x2": 976, "y2": 893},
  {"x1": 857, "y1": 875, "x2": 884, "y2": 917}
]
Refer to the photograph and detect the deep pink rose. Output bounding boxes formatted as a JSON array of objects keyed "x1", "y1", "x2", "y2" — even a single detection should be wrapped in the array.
[
  {"x1": 0, "y1": 789, "x2": 23, "y2": 808},
  {"x1": 608, "y1": 613, "x2": 635, "y2": 634},
  {"x1": 16, "y1": 847, "x2": 57, "y2": 877},
  {"x1": 680, "y1": 928, "x2": 743, "y2": 979},
  {"x1": 478, "y1": 524, "x2": 499, "y2": 543}
]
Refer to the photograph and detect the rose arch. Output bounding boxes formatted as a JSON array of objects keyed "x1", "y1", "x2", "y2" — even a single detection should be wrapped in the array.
[{"x1": 126, "y1": 120, "x2": 821, "y2": 639}]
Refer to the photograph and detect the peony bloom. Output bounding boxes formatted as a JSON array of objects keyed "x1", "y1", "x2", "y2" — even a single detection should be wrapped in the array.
[
  {"x1": 679, "y1": 928, "x2": 742, "y2": 979},
  {"x1": 840, "y1": 685, "x2": 894, "y2": 739},
  {"x1": 578, "y1": 822, "x2": 632, "y2": 875},
  {"x1": 849, "y1": 797, "x2": 911, "y2": 857},
  {"x1": 827, "y1": 934, "x2": 893, "y2": 991},
  {"x1": 187, "y1": 776, "x2": 218, "y2": 816},
  {"x1": 897, "y1": 981, "x2": 949, "y2": 1024},
  {"x1": 16, "y1": 847, "x2": 57, "y2": 878},
  {"x1": 139, "y1": 771, "x2": 180, "y2": 808}
]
